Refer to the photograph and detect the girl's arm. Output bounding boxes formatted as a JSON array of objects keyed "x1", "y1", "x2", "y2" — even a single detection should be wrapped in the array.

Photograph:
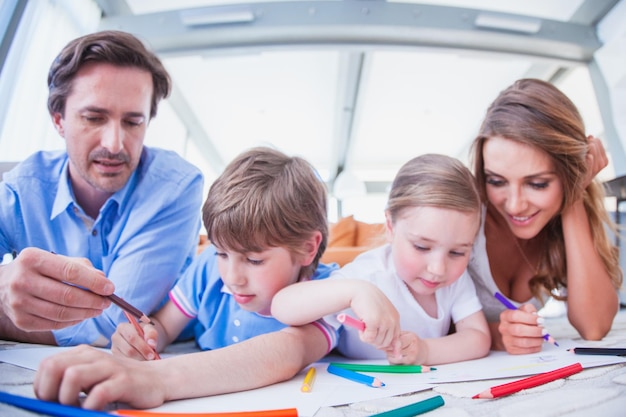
[
  {"x1": 388, "y1": 311, "x2": 491, "y2": 365},
  {"x1": 272, "y1": 278, "x2": 400, "y2": 351}
]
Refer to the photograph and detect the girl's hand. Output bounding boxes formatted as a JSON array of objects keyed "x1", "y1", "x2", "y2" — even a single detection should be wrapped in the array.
[
  {"x1": 111, "y1": 321, "x2": 159, "y2": 360},
  {"x1": 498, "y1": 304, "x2": 545, "y2": 354},
  {"x1": 385, "y1": 331, "x2": 425, "y2": 365},
  {"x1": 350, "y1": 285, "x2": 401, "y2": 351}
]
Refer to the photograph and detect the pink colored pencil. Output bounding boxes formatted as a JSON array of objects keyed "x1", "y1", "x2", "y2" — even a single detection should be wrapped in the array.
[{"x1": 337, "y1": 313, "x2": 366, "y2": 331}]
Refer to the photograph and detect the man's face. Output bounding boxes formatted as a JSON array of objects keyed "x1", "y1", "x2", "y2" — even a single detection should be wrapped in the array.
[{"x1": 52, "y1": 62, "x2": 153, "y2": 200}]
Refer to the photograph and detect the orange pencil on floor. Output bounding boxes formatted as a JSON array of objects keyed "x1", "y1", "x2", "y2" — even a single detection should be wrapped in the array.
[{"x1": 123, "y1": 311, "x2": 161, "y2": 360}]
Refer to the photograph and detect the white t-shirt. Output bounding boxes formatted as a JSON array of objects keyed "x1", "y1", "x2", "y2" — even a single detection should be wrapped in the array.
[{"x1": 325, "y1": 244, "x2": 483, "y2": 359}]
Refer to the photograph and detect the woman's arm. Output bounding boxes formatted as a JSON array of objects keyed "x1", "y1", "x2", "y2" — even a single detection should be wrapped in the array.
[{"x1": 562, "y1": 199, "x2": 618, "y2": 339}]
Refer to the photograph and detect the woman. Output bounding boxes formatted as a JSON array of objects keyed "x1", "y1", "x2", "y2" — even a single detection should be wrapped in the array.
[{"x1": 469, "y1": 78, "x2": 622, "y2": 354}]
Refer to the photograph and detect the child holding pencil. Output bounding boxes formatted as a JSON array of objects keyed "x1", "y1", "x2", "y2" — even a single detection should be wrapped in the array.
[
  {"x1": 272, "y1": 154, "x2": 491, "y2": 365},
  {"x1": 34, "y1": 147, "x2": 394, "y2": 410}
]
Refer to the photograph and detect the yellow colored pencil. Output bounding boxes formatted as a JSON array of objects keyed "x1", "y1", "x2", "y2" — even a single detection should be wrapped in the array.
[{"x1": 301, "y1": 366, "x2": 316, "y2": 393}]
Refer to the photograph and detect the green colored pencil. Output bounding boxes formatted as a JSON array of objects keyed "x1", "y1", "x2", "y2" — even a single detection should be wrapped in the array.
[
  {"x1": 369, "y1": 395, "x2": 445, "y2": 417},
  {"x1": 328, "y1": 363, "x2": 436, "y2": 373}
]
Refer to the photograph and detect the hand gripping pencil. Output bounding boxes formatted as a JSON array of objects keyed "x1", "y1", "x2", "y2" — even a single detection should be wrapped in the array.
[
  {"x1": 494, "y1": 292, "x2": 559, "y2": 346},
  {"x1": 472, "y1": 362, "x2": 583, "y2": 399}
]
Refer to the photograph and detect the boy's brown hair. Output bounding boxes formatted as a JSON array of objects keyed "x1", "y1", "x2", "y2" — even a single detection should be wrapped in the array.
[{"x1": 203, "y1": 146, "x2": 328, "y2": 279}]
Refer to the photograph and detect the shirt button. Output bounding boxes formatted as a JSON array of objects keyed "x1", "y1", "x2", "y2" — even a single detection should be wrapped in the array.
[
  {"x1": 233, "y1": 319, "x2": 241, "y2": 326},
  {"x1": 232, "y1": 336, "x2": 239, "y2": 342},
  {"x1": 91, "y1": 230, "x2": 97, "y2": 236}
]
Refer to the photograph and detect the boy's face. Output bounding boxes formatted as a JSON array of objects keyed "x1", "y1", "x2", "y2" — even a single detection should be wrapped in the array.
[
  {"x1": 385, "y1": 206, "x2": 479, "y2": 298},
  {"x1": 215, "y1": 246, "x2": 304, "y2": 315}
]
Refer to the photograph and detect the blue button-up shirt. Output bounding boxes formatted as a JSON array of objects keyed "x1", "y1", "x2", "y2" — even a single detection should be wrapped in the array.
[{"x1": 0, "y1": 147, "x2": 203, "y2": 346}]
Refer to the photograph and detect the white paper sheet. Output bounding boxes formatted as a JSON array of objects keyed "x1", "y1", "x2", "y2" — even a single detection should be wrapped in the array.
[{"x1": 1, "y1": 340, "x2": 624, "y2": 417}]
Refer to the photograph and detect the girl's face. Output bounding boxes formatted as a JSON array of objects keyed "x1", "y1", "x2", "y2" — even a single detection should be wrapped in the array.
[
  {"x1": 215, "y1": 246, "x2": 305, "y2": 315},
  {"x1": 483, "y1": 136, "x2": 563, "y2": 240},
  {"x1": 386, "y1": 206, "x2": 479, "y2": 296}
]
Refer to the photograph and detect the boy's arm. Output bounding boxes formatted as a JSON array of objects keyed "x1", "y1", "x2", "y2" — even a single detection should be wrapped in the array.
[{"x1": 35, "y1": 323, "x2": 329, "y2": 410}]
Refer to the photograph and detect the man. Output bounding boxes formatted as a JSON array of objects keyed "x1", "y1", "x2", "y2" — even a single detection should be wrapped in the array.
[{"x1": 0, "y1": 30, "x2": 203, "y2": 346}]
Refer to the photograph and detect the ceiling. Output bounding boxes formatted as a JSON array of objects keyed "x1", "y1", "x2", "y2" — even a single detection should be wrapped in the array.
[{"x1": 90, "y1": 0, "x2": 620, "y2": 218}]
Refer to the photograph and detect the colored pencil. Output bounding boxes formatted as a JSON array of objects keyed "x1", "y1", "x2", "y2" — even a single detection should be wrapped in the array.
[
  {"x1": 300, "y1": 366, "x2": 316, "y2": 392},
  {"x1": 0, "y1": 391, "x2": 113, "y2": 417},
  {"x1": 122, "y1": 311, "x2": 161, "y2": 360},
  {"x1": 327, "y1": 364, "x2": 385, "y2": 387},
  {"x1": 328, "y1": 363, "x2": 436, "y2": 373},
  {"x1": 109, "y1": 293, "x2": 152, "y2": 324},
  {"x1": 369, "y1": 395, "x2": 445, "y2": 417},
  {"x1": 494, "y1": 291, "x2": 559, "y2": 347},
  {"x1": 472, "y1": 362, "x2": 583, "y2": 399},
  {"x1": 337, "y1": 313, "x2": 365, "y2": 331},
  {"x1": 115, "y1": 409, "x2": 299, "y2": 417},
  {"x1": 569, "y1": 347, "x2": 626, "y2": 356}
]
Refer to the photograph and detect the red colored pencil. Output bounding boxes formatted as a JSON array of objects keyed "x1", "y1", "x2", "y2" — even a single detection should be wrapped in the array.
[
  {"x1": 337, "y1": 313, "x2": 366, "y2": 331},
  {"x1": 472, "y1": 362, "x2": 583, "y2": 399}
]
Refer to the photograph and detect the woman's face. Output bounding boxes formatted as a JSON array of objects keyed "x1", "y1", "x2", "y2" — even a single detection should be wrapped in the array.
[{"x1": 482, "y1": 136, "x2": 563, "y2": 240}]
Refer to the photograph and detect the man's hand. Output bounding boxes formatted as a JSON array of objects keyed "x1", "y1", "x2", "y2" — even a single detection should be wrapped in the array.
[{"x1": 0, "y1": 248, "x2": 114, "y2": 331}]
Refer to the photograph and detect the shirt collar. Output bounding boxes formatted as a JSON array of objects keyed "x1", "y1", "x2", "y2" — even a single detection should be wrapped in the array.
[{"x1": 50, "y1": 153, "x2": 143, "y2": 220}]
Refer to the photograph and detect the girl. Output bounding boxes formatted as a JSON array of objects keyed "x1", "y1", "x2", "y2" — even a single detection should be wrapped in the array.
[{"x1": 272, "y1": 154, "x2": 490, "y2": 365}]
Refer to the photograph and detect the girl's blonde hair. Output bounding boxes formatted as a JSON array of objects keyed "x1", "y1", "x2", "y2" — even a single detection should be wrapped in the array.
[
  {"x1": 470, "y1": 78, "x2": 622, "y2": 299},
  {"x1": 386, "y1": 153, "x2": 481, "y2": 225},
  {"x1": 203, "y1": 147, "x2": 328, "y2": 279}
]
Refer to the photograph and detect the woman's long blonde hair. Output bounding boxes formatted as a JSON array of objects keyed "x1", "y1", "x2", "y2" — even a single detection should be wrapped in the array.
[{"x1": 471, "y1": 78, "x2": 622, "y2": 299}]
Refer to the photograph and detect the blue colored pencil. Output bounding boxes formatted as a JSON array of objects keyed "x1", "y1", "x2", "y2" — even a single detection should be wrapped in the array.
[
  {"x1": 327, "y1": 364, "x2": 385, "y2": 387},
  {"x1": 0, "y1": 391, "x2": 112, "y2": 417}
]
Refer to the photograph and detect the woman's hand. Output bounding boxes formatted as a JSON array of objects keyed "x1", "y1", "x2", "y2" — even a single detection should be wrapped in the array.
[
  {"x1": 583, "y1": 135, "x2": 608, "y2": 188},
  {"x1": 498, "y1": 304, "x2": 545, "y2": 354}
]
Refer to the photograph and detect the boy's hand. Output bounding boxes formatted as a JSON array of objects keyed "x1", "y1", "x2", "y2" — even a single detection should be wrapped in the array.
[
  {"x1": 35, "y1": 345, "x2": 166, "y2": 410},
  {"x1": 111, "y1": 321, "x2": 159, "y2": 360}
]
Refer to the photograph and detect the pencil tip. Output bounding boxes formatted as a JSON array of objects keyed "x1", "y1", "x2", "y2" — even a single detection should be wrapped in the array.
[{"x1": 139, "y1": 315, "x2": 151, "y2": 324}]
